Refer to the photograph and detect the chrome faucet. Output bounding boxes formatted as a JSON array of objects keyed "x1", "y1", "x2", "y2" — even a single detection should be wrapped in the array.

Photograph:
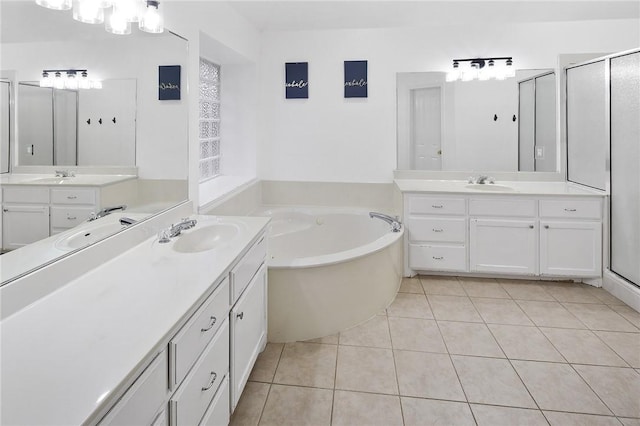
[
  {"x1": 159, "y1": 218, "x2": 198, "y2": 243},
  {"x1": 55, "y1": 170, "x2": 75, "y2": 177},
  {"x1": 369, "y1": 212, "x2": 402, "y2": 233},
  {"x1": 469, "y1": 175, "x2": 494, "y2": 184},
  {"x1": 88, "y1": 205, "x2": 127, "y2": 221}
]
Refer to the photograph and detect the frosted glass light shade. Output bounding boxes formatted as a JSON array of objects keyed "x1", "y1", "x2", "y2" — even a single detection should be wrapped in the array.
[
  {"x1": 106, "y1": 9, "x2": 132, "y2": 34},
  {"x1": 72, "y1": 0, "x2": 104, "y2": 24},
  {"x1": 139, "y1": 1, "x2": 163, "y2": 33},
  {"x1": 113, "y1": 0, "x2": 143, "y2": 22},
  {"x1": 36, "y1": 0, "x2": 72, "y2": 10}
]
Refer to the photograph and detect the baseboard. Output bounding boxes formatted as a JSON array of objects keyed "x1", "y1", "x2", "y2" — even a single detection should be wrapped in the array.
[{"x1": 603, "y1": 270, "x2": 640, "y2": 312}]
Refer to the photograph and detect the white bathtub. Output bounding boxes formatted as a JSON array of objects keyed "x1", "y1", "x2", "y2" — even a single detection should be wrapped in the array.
[{"x1": 254, "y1": 206, "x2": 404, "y2": 343}]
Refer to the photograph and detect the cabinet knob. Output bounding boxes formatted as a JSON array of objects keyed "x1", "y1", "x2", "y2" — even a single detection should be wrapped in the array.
[
  {"x1": 529, "y1": 225, "x2": 534, "y2": 229},
  {"x1": 201, "y1": 372, "x2": 217, "y2": 391},
  {"x1": 544, "y1": 225, "x2": 549, "y2": 229},
  {"x1": 200, "y1": 316, "x2": 217, "y2": 332},
  {"x1": 237, "y1": 312, "x2": 244, "y2": 320}
]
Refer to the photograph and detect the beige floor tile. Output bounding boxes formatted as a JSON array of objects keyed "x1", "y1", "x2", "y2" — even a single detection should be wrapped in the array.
[
  {"x1": 585, "y1": 287, "x2": 627, "y2": 305},
  {"x1": 438, "y1": 321, "x2": 505, "y2": 357},
  {"x1": 399, "y1": 277, "x2": 424, "y2": 294},
  {"x1": 259, "y1": 385, "x2": 332, "y2": 426},
  {"x1": 230, "y1": 382, "x2": 270, "y2": 426},
  {"x1": 339, "y1": 315, "x2": 391, "y2": 348},
  {"x1": 563, "y1": 303, "x2": 638, "y2": 332},
  {"x1": 574, "y1": 364, "x2": 640, "y2": 418},
  {"x1": 305, "y1": 334, "x2": 339, "y2": 344},
  {"x1": 386, "y1": 293, "x2": 434, "y2": 319},
  {"x1": 452, "y1": 355, "x2": 536, "y2": 408},
  {"x1": 610, "y1": 305, "x2": 640, "y2": 328},
  {"x1": 488, "y1": 324, "x2": 565, "y2": 362},
  {"x1": 458, "y1": 277, "x2": 510, "y2": 299},
  {"x1": 471, "y1": 405, "x2": 548, "y2": 426},
  {"x1": 498, "y1": 281, "x2": 556, "y2": 301},
  {"x1": 620, "y1": 418, "x2": 640, "y2": 426},
  {"x1": 249, "y1": 343, "x2": 284, "y2": 383},
  {"x1": 388, "y1": 317, "x2": 447, "y2": 353},
  {"x1": 394, "y1": 350, "x2": 465, "y2": 401},
  {"x1": 401, "y1": 397, "x2": 475, "y2": 426},
  {"x1": 540, "y1": 328, "x2": 628, "y2": 366},
  {"x1": 511, "y1": 360, "x2": 612, "y2": 415},
  {"x1": 427, "y1": 295, "x2": 483, "y2": 322},
  {"x1": 335, "y1": 346, "x2": 398, "y2": 394},
  {"x1": 516, "y1": 300, "x2": 586, "y2": 328},
  {"x1": 421, "y1": 276, "x2": 466, "y2": 296},
  {"x1": 545, "y1": 284, "x2": 602, "y2": 303},
  {"x1": 595, "y1": 330, "x2": 640, "y2": 368},
  {"x1": 471, "y1": 297, "x2": 534, "y2": 325},
  {"x1": 331, "y1": 391, "x2": 403, "y2": 426},
  {"x1": 272, "y1": 342, "x2": 337, "y2": 388},
  {"x1": 543, "y1": 411, "x2": 624, "y2": 426}
]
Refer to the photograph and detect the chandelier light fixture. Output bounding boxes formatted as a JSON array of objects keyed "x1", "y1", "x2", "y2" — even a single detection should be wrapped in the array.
[
  {"x1": 40, "y1": 69, "x2": 102, "y2": 89},
  {"x1": 35, "y1": 0, "x2": 164, "y2": 35},
  {"x1": 446, "y1": 57, "x2": 515, "y2": 82}
]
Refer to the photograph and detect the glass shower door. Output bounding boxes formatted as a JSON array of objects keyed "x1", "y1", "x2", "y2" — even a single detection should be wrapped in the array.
[{"x1": 610, "y1": 51, "x2": 640, "y2": 287}]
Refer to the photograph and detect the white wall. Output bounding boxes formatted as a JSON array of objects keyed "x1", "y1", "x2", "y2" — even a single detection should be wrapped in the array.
[{"x1": 257, "y1": 19, "x2": 640, "y2": 183}]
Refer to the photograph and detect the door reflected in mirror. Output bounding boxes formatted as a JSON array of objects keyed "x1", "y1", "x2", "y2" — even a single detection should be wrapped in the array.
[{"x1": 397, "y1": 70, "x2": 557, "y2": 172}]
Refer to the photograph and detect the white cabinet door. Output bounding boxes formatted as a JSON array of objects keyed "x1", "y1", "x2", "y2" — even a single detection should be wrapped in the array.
[
  {"x1": 2, "y1": 205, "x2": 50, "y2": 250},
  {"x1": 470, "y1": 218, "x2": 537, "y2": 275},
  {"x1": 230, "y1": 264, "x2": 267, "y2": 411},
  {"x1": 540, "y1": 221, "x2": 602, "y2": 277}
]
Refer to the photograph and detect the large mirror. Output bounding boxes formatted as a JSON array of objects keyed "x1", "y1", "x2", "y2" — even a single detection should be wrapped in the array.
[
  {"x1": 397, "y1": 70, "x2": 557, "y2": 172},
  {"x1": 0, "y1": 2, "x2": 189, "y2": 285}
]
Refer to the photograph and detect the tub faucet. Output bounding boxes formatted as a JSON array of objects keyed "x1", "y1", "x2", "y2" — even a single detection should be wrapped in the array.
[
  {"x1": 88, "y1": 205, "x2": 127, "y2": 221},
  {"x1": 369, "y1": 212, "x2": 402, "y2": 233}
]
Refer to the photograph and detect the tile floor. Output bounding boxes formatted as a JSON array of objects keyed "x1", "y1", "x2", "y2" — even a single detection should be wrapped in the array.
[{"x1": 231, "y1": 276, "x2": 640, "y2": 426}]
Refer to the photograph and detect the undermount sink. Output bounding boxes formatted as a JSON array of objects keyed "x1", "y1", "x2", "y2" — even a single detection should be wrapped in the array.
[
  {"x1": 31, "y1": 177, "x2": 75, "y2": 184},
  {"x1": 172, "y1": 223, "x2": 240, "y2": 253},
  {"x1": 55, "y1": 222, "x2": 126, "y2": 251},
  {"x1": 465, "y1": 183, "x2": 515, "y2": 192}
]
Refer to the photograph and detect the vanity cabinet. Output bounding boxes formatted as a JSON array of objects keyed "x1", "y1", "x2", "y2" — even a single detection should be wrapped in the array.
[
  {"x1": 50, "y1": 187, "x2": 98, "y2": 235},
  {"x1": 2, "y1": 187, "x2": 50, "y2": 250}
]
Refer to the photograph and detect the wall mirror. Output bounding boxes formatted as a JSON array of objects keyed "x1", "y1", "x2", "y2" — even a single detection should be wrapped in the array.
[
  {"x1": 0, "y1": 2, "x2": 189, "y2": 286},
  {"x1": 397, "y1": 70, "x2": 557, "y2": 172}
]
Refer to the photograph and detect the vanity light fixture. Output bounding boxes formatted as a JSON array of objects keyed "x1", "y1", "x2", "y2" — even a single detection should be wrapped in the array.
[
  {"x1": 447, "y1": 57, "x2": 515, "y2": 82},
  {"x1": 40, "y1": 69, "x2": 102, "y2": 89},
  {"x1": 35, "y1": 0, "x2": 164, "y2": 35}
]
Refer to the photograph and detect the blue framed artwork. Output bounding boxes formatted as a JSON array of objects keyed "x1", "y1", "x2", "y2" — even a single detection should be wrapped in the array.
[
  {"x1": 344, "y1": 60, "x2": 368, "y2": 98},
  {"x1": 285, "y1": 62, "x2": 309, "y2": 99},
  {"x1": 159, "y1": 65, "x2": 181, "y2": 100}
]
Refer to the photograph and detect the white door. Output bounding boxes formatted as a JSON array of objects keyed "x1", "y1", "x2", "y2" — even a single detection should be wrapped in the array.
[
  {"x1": 518, "y1": 79, "x2": 535, "y2": 171},
  {"x1": 470, "y1": 218, "x2": 537, "y2": 275},
  {"x1": 540, "y1": 221, "x2": 602, "y2": 277},
  {"x1": 18, "y1": 84, "x2": 53, "y2": 165},
  {"x1": 2, "y1": 204, "x2": 50, "y2": 250},
  {"x1": 410, "y1": 87, "x2": 441, "y2": 170},
  {"x1": 1, "y1": 81, "x2": 10, "y2": 173}
]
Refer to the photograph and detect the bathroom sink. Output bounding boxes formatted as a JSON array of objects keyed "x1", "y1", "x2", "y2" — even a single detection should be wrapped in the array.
[
  {"x1": 55, "y1": 222, "x2": 126, "y2": 251},
  {"x1": 465, "y1": 183, "x2": 515, "y2": 192},
  {"x1": 31, "y1": 177, "x2": 74, "y2": 184},
  {"x1": 172, "y1": 223, "x2": 240, "y2": 253}
]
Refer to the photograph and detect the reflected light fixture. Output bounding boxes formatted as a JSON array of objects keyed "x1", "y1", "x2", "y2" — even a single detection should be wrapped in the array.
[
  {"x1": 40, "y1": 69, "x2": 102, "y2": 89},
  {"x1": 447, "y1": 57, "x2": 515, "y2": 82},
  {"x1": 35, "y1": 0, "x2": 164, "y2": 35}
]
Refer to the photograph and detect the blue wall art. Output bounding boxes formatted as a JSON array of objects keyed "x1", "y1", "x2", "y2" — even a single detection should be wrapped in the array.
[
  {"x1": 344, "y1": 60, "x2": 368, "y2": 98},
  {"x1": 285, "y1": 62, "x2": 309, "y2": 99},
  {"x1": 158, "y1": 65, "x2": 181, "y2": 100}
]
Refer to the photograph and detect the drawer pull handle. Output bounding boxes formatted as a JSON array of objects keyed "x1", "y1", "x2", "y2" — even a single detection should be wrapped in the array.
[
  {"x1": 67, "y1": 216, "x2": 77, "y2": 220},
  {"x1": 432, "y1": 205, "x2": 443, "y2": 209},
  {"x1": 529, "y1": 225, "x2": 534, "y2": 229},
  {"x1": 544, "y1": 225, "x2": 550, "y2": 229},
  {"x1": 202, "y1": 372, "x2": 218, "y2": 391},
  {"x1": 237, "y1": 312, "x2": 244, "y2": 320},
  {"x1": 67, "y1": 196, "x2": 77, "y2": 199},
  {"x1": 200, "y1": 316, "x2": 217, "y2": 332},
  {"x1": 432, "y1": 228, "x2": 443, "y2": 233},
  {"x1": 564, "y1": 208, "x2": 577, "y2": 212},
  {"x1": 432, "y1": 256, "x2": 444, "y2": 260}
]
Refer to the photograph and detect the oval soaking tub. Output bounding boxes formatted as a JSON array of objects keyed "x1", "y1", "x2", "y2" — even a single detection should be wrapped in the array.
[{"x1": 254, "y1": 206, "x2": 404, "y2": 343}]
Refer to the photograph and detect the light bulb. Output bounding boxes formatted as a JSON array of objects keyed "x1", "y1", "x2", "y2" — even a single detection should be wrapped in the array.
[
  {"x1": 72, "y1": 0, "x2": 105, "y2": 24},
  {"x1": 36, "y1": 0, "x2": 72, "y2": 10},
  {"x1": 139, "y1": 0, "x2": 163, "y2": 33}
]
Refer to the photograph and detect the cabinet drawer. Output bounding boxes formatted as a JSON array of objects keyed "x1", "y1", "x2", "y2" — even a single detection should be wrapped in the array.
[
  {"x1": 50, "y1": 206, "x2": 95, "y2": 229},
  {"x1": 99, "y1": 350, "x2": 169, "y2": 426},
  {"x1": 469, "y1": 198, "x2": 536, "y2": 217},
  {"x1": 171, "y1": 278, "x2": 229, "y2": 387},
  {"x1": 3, "y1": 187, "x2": 49, "y2": 203},
  {"x1": 409, "y1": 244, "x2": 467, "y2": 272},
  {"x1": 407, "y1": 217, "x2": 466, "y2": 243},
  {"x1": 408, "y1": 196, "x2": 466, "y2": 216},
  {"x1": 199, "y1": 376, "x2": 230, "y2": 426},
  {"x1": 231, "y1": 235, "x2": 266, "y2": 303},
  {"x1": 171, "y1": 320, "x2": 229, "y2": 426},
  {"x1": 51, "y1": 188, "x2": 96, "y2": 205},
  {"x1": 539, "y1": 199, "x2": 602, "y2": 220}
]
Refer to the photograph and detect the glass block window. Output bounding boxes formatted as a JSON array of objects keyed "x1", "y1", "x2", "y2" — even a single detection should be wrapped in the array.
[{"x1": 199, "y1": 58, "x2": 221, "y2": 181}]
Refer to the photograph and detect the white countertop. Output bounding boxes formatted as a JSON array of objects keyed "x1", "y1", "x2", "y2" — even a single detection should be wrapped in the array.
[
  {"x1": 0, "y1": 215, "x2": 270, "y2": 425},
  {"x1": 394, "y1": 179, "x2": 605, "y2": 196},
  {"x1": 0, "y1": 173, "x2": 137, "y2": 187}
]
